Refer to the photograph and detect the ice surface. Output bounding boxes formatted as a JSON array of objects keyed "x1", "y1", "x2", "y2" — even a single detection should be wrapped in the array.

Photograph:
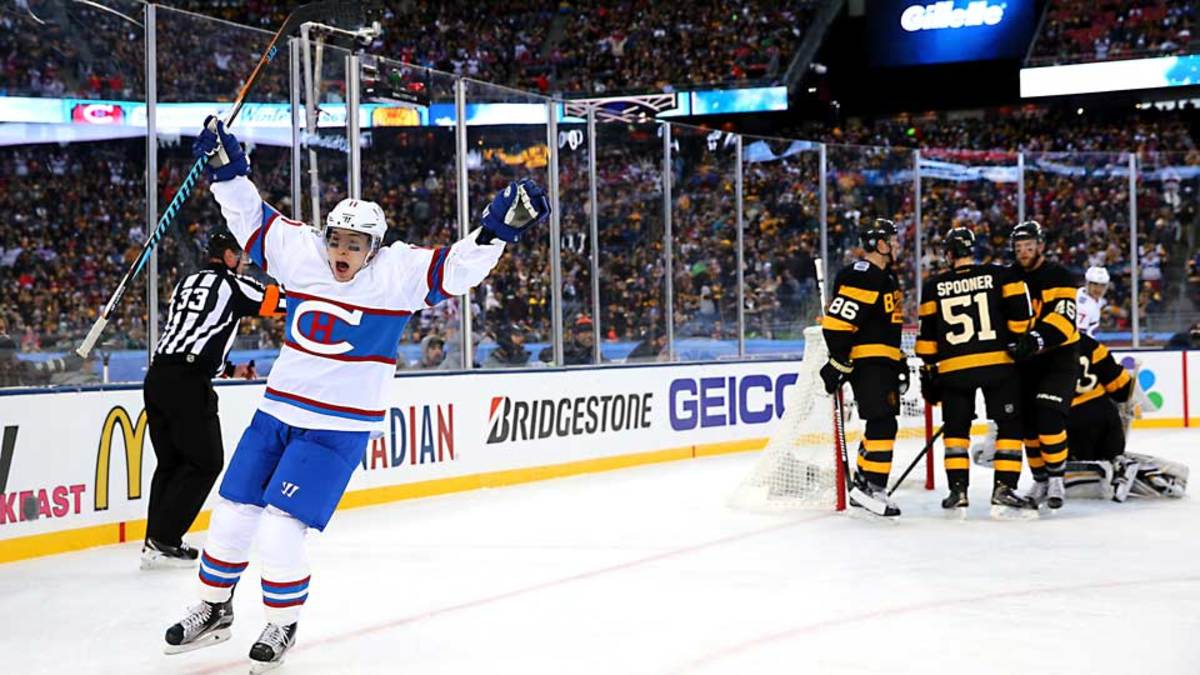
[{"x1": 1, "y1": 429, "x2": 1197, "y2": 674}]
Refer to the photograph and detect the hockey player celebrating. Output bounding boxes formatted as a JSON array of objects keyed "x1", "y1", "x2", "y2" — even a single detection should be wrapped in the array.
[
  {"x1": 162, "y1": 118, "x2": 549, "y2": 671},
  {"x1": 819, "y1": 219, "x2": 905, "y2": 518},
  {"x1": 1075, "y1": 265, "x2": 1109, "y2": 336},
  {"x1": 1005, "y1": 221, "x2": 1080, "y2": 510},
  {"x1": 916, "y1": 227, "x2": 1038, "y2": 518}
]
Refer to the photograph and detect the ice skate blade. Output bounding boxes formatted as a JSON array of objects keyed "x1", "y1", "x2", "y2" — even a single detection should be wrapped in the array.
[
  {"x1": 990, "y1": 504, "x2": 1040, "y2": 521},
  {"x1": 140, "y1": 555, "x2": 197, "y2": 571},
  {"x1": 943, "y1": 507, "x2": 968, "y2": 521},
  {"x1": 249, "y1": 657, "x2": 286, "y2": 674},
  {"x1": 847, "y1": 486, "x2": 900, "y2": 519},
  {"x1": 163, "y1": 628, "x2": 231, "y2": 655}
]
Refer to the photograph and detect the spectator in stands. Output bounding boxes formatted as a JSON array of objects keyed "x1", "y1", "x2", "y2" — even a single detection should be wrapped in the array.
[
  {"x1": 483, "y1": 323, "x2": 532, "y2": 368},
  {"x1": 415, "y1": 334, "x2": 449, "y2": 370}
]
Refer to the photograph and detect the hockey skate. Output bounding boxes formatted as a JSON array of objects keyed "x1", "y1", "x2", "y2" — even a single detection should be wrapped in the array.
[
  {"x1": 847, "y1": 473, "x2": 900, "y2": 520},
  {"x1": 1111, "y1": 456, "x2": 1140, "y2": 503},
  {"x1": 990, "y1": 485, "x2": 1039, "y2": 520},
  {"x1": 249, "y1": 622, "x2": 298, "y2": 673},
  {"x1": 164, "y1": 599, "x2": 234, "y2": 654},
  {"x1": 141, "y1": 539, "x2": 199, "y2": 570},
  {"x1": 1024, "y1": 480, "x2": 1048, "y2": 506},
  {"x1": 941, "y1": 486, "x2": 969, "y2": 519},
  {"x1": 1046, "y1": 476, "x2": 1065, "y2": 510}
]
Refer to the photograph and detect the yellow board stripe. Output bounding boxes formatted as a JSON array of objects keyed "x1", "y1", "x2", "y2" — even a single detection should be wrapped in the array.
[
  {"x1": 1041, "y1": 287, "x2": 1076, "y2": 302},
  {"x1": 1002, "y1": 281, "x2": 1027, "y2": 298},
  {"x1": 1007, "y1": 320, "x2": 1029, "y2": 334},
  {"x1": 821, "y1": 315, "x2": 857, "y2": 332},
  {"x1": 839, "y1": 285, "x2": 879, "y2": 304},
  {"x1": 915, "y1": 339, "x2": 938, "y2": 356},
  {"x1": 944, "y1": 457, "x2": 970, "y2": 470},
  {"x1": 850, "y1": 344, "x2": 902, "y2": 361},
  {"x1": 919, "y1": 301, "x2": 937, "y2": 317},
  {"x1": 1039, "y1": 430, "x2": 1067, "y2": 445},
  {"x1": 994, "y1": 459, "x2": 1024, "y2": 472},
  {"x1": 938, "y1": 350, "x2": 1013, "y2": 373}
]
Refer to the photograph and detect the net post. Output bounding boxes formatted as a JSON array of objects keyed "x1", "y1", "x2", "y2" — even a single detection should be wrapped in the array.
[{"x1": 923, "y1": 404, "x2": 934, "y2": 490}]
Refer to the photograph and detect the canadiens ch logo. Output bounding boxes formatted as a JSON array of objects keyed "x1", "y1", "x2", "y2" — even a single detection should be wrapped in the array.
[{"x1": 290, "y1": 300, "x2": 363, "y2": 355}]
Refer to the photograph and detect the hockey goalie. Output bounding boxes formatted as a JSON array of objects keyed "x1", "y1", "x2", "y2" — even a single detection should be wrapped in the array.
[{"x1": 973, "y1": 333, "x2": 1188, "y2": 502}]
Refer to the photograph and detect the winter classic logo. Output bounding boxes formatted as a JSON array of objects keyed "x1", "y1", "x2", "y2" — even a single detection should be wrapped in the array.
[{"x1": 486, "y1": 392, "x2": 653, "y2": 444}]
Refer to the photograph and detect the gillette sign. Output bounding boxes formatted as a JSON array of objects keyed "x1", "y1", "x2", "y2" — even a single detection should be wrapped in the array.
[
  {"x1": 900, "y1": 1, "x2": 1004, "y2": 32},
  {"x1": 870, "y1": 0, "x2": 1034, "y2": 67}
]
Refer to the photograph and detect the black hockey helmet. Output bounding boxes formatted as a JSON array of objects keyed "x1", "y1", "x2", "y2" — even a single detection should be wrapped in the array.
[
  {"x1": 207, "y1": 229, "x2": 242, "y2": 259},
  {"x1": 859, "y1": 218, "x2": 898, "y2": 251},
  {"x1": 1010, "y1": 220, "x2": 1044, "y2": 247},
  {"x1": 944, "y1": 227, "x2": 975, "y2": 259}
]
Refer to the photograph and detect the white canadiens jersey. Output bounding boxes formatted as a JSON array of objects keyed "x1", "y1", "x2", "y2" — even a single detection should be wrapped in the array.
[
  {"x1": 1075, "y1": 287, "x2": 1105, "y2": 336},
  {"x1": 212, "y1": 176, "x2": 505, "y2": 432}
]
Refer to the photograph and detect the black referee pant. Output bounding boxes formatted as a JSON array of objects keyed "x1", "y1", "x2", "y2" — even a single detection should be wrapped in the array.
[{"x1": 143, "y1": 356, "x2": 224, "y2": 547}]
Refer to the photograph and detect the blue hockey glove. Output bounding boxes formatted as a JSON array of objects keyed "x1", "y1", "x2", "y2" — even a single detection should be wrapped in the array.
[
  {"x1": 192, "y1": 115, "x2": 250, "y2": 183},
  {"x1": 479, "y1": 178, "x2": 550, "y2": 244}
]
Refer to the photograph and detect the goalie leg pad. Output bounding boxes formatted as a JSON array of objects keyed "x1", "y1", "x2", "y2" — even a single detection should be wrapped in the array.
[{"x1": 1063, "y1": 460, "x2": 1113, "y2": 500}]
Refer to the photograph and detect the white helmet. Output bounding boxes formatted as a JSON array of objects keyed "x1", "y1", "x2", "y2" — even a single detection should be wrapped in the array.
[
  {"x1": 1085, "y1": 265, "x2": 1110, "y2": 285},
  {"x1": 324, "y1": 198, "x2": 387, "y2": 258}
]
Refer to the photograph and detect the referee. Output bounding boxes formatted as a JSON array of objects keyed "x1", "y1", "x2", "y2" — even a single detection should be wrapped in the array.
[{"x1": 141, "y1": 230, "x2": 284, "y2": 569}]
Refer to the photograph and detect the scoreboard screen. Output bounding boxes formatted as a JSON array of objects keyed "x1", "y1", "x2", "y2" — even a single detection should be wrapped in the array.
[{"x1": 869, "y1": 0, "x2": 1037, "y2": 67}]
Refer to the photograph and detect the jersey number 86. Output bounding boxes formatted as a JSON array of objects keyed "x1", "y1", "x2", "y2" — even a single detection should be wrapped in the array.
[{"x1": 828, "y1": 297, "x2": 860, "y2": 321}]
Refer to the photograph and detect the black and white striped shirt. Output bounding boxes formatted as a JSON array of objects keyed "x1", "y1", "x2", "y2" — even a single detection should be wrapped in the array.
[{"x1": 155, "y1": 263, "x2": 284, "y2": 375}]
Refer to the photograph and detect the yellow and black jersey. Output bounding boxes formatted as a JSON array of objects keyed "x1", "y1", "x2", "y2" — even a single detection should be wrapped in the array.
[
  {"x1": 1014, "y1": 258, "x2": 1079, "y2": 351},
  {"x1": 1072, "y1": 333, "x2": 1133, "y2": 407},
  {"x1": 821, "y1": 259, "x2": 903, "y2": 365},
  {"x1": 916, "y1": 263, "x2": 1033, "y2": 382}
]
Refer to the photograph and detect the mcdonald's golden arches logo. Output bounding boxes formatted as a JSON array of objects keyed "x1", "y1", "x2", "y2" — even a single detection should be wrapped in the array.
[{"x1": 94, "y1": 406, "x2": 146, "y2": 511}]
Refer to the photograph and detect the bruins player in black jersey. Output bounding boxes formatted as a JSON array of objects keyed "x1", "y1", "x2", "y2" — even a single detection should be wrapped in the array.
[
  {"x1": 1005, "y1": 221, "x2": 1080, "y2": 509},
  {"x1": 1064, "y1": 333, "x2": 1139, "y2": 500},
  {"x1": 917, "y1": 227, "x2": 1038, "y2": 517},
  {"x1": 820, "y1": 219, "x2": 905, "y2": 518}
]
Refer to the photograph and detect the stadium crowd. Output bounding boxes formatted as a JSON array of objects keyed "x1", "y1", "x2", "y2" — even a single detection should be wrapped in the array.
[{"x1": 1028, "y1": 0, "x2": 1199, "y2": 65}]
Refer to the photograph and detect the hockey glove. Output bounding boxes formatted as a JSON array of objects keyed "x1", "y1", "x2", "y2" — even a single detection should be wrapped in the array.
[
  {"x1": 819, "y1": 358, "x2": 853, "y2": 394},
  {"x1": 896, "y1": 363, "x2": 910, "y2": 395},
  {"x1": 193, "y1": 115, "x2": 250, "y2": 183},
  {"x1": 919, "y1": 364, "x2": 941, "y2": 405},
  {"x1": 479, "y1": 179, "x2": 550, "y2": 244},
  {"x1": 1005, "y1": 330, "x2": 1044, "y2": 362}
]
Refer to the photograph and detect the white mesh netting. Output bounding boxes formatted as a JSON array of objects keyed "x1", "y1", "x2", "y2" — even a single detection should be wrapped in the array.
[{"x1": 729, "y1": 325, "x2": 928, "y2": 512}]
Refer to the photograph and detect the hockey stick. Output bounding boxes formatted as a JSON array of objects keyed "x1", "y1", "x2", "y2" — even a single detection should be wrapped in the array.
[
  {"x1": 76, "y1": 0, "x2": 373, "y2": 358},
  {"x1": 886, "y1": 425, "x2": 945, "y2": 497},
  {"x1": 814, "y1": 258, "x2": 854, "y2": 509}
]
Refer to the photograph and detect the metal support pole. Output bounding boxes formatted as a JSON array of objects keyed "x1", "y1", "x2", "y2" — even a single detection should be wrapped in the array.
[
  {"x1": 818, "y1": 143, "x2": 828, "y2": 305},
  {"x1": 1130, "y1": 152, "x2": 1140, "y2": 348},
  {"x1": 145, "y1": 3, "x2": 158, "y2": 360},
  {"x1": 735, "y1": 134, "x2": 746, "y2": 358},
  {"x1": 587, "y1": 109, "x2": 602, "y2": 363},
  {"x1": 345, "y1": 53, "x2": 361, "y2": 199},
  {"x1": 301, "y1": 25, "x2": 322, "y2": 226},
  {"x1": 455, "y1": 79, "x2": 473, "y2": 368},
  {"x1": 663, "y1": 123, "x2": 675, "y2": 361},
  {"x1": 289, "y1": 38, "x2": 302, "y2": 221},
  {"x1": 547, "y1": 100, "x2": 564, "y2": 366},
  {"x1": 913, "y1": 150, "x2": 922, "y2": 306},
  {"x1": 1017, "y1": 152, "x2": 1026, "y2": 225}
]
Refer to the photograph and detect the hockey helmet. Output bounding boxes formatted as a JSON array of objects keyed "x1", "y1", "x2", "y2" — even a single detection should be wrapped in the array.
[
  {"x1": 1010, "y1": 220, "x2": 1044, "y2": 246},
  {"x1": 206, "y1": 229, "x2": 242, "y2": 259},
  {"x1": 859, "y1": 218, "x2": 898, "y2": 252},
  {"x1": 944, "y1": 227, "x2": 975, "y2": 259},
  {"x1": 324, "y1": 198, "x2": 388, "y2": 258},
  {"x1": 1085, "y1": 265, "x2": 1110, "y2": 285}
]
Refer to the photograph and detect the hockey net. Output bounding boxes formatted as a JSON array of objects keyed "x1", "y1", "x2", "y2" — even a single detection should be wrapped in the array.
[{"x1": 729, "y1": 325, "x2": 933, "y2": 512}]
